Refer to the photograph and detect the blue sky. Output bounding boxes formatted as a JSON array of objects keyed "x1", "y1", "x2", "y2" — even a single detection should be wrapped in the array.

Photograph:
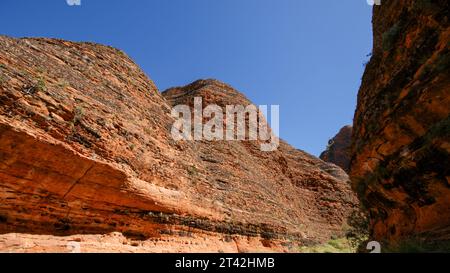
[{"x1": 0, "y1": 0, "x2": 373, "y2": 156}]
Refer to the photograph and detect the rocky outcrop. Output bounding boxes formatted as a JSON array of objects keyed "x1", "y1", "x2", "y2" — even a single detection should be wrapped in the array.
[
  {"x1": 0, "y1": 36, "x2": 357, "y2": 252},
  {"x1": 320, "y1": 126, "x2": 352, "y2": 172},
  {"x1": 350, "y1": 0, "x2": 450, "y2": 250}
]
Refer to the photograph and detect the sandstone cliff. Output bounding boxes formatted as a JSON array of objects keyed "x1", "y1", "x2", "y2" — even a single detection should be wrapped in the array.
[
  {"x1": 350, "y1": 0, "x2": 450, "y2": 250},
  {"x1": 320, "y1": 126, "x2": 352, "y2": 173},
  {"x1": 0, "y1": 36, "x2": 357, "y2": 252}
]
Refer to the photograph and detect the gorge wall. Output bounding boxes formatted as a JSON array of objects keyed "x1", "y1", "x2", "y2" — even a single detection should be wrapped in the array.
[
  {"x1": 320, "y1": 125, "x2": 352, "y2": 173},
  {"x1": 0, "y1": 36, "x2": 357, "y2": 252},
  {"x1": 350, "y1": 0, "x2": 449, "y2": 250}
]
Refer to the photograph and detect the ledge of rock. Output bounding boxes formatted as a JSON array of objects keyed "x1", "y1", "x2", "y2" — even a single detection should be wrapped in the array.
[{"x1": 0, "y1": 36, "x2": 357, "y2": 252}]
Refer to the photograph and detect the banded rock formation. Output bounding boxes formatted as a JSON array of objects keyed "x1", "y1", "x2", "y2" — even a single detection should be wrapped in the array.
[
  {"x1": 0, "y1": 36, "x2": 357, "y2": 252},
  {"x1": 350, "y1": 0, "x2": 450, "y2": 250}
]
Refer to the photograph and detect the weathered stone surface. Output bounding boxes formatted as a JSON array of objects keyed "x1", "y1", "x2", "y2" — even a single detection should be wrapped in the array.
[
  {"x1": 320, "y1": 126, "x2": 352, "y2": 173},
  {"x1": 0, "y1": 36, "x2": 357, "y2": 252},
  {"x1": 350, "y1": 0, "x2": 450, "y2": 249}
]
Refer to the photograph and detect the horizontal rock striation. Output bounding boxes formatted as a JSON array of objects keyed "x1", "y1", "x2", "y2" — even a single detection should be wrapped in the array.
[{"x1": 0, "y1": 36, "x2": 357, "y2": 252}]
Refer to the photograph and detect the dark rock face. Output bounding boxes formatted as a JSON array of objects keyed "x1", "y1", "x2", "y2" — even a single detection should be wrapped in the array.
[
  {"x1": 350, "y1": 0, "x2": 450, "y2": 249},
  {"x1": 0, "y1": 36, "x2": 358, "y2": 252},
  {"x1": 320, "y1": 126, "x2": 352, "y2": 173}
]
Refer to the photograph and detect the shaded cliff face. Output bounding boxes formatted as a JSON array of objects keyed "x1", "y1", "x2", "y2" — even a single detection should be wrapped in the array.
[
  {"x1": 0, "y1": 36, "x2": 357, "y2": 252},
  {"x1": 350, "y1": 0, "x2": 450, "y2": 249},
  {"x1": 320, "y1": 126, "x2": 352, "y2": 173}
]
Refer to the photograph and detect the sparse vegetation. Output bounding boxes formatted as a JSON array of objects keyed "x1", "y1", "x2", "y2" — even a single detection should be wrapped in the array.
[
  {"x1": 345, "y1": 209, "x2": 370, "y2": 251},
  {"x1": 36, "y1": 66, "x2": 46, "y2": 74},
  {"x1": 16, "y1": 69, "x2": 29, "y2": 78},
  {"x1": 36, "y1": 76, "x2": 47, "y2": 92},
  {"x1": 22, "y1": 76, "x2": 47, "y2": 94},
  {"x1": 57, "y1": 79, "x2": 69, "y2": 89},
  {"x1": 187, "y1": 165, "x2": 198, "y2": 176},
  {"x1": 300, "y1": 238, "x2": 354, "y2": 253},
  {"x1": 144, "y1": 127, "x2": 152, "y2": 135},
  {"x1": 96, "y1": 118, "x2": 106, "y2": 126},
  {"x1": 73, "y1": 105, "x2": 84, "y2": 125}
]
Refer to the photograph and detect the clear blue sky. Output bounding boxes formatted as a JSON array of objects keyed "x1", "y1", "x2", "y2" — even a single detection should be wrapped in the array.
[{"x1": 0, "y1": 0, "x2": 373, "y2": 156}]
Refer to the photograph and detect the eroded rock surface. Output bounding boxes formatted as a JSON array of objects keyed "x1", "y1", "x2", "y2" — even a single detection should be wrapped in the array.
[
  {"x1": 350, "y1": 0, "x2": 450, "y2": 249},
  {"x1": 320, "y1": 126, "x2": 352, "y2": 173},
  {"x1": 0, "y1": 36, "x2": 357, "y2": 252}
]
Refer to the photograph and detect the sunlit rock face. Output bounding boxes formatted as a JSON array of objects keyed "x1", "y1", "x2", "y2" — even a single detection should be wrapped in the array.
[
  {"x1": 0, "y1": 36, "x2": 357, "y2": 252},
  {"x1": 350, "y1": 0, "x2": 450, "y2": 250}
]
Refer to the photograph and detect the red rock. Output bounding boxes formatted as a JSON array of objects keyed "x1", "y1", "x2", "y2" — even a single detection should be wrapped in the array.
[
  {"x1": 0, "y1": 36, "x2": 357, "y2": 252},
  {"x1": 320, "y1": 126, "x2": 352, "y2": 173},
  {"x1": 350, "y1": 1, "x2": 450, "y2": 250}
]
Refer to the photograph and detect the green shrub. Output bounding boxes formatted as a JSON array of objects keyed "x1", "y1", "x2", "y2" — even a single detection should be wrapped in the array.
[
  {"x1": 36, "y1": 77, "x2": 47, "y2": 92},
  {"x1": 345, "y1": 209, "x2": 370, "y2": 250}
]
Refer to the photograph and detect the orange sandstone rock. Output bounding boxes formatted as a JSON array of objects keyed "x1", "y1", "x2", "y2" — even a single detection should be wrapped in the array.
[
  {"x1": 350, "y1": 0, "x2": 450, "y2": 249},
  {"x1": 0, "y1": 36, "x2": 357, "y2": 252}
]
